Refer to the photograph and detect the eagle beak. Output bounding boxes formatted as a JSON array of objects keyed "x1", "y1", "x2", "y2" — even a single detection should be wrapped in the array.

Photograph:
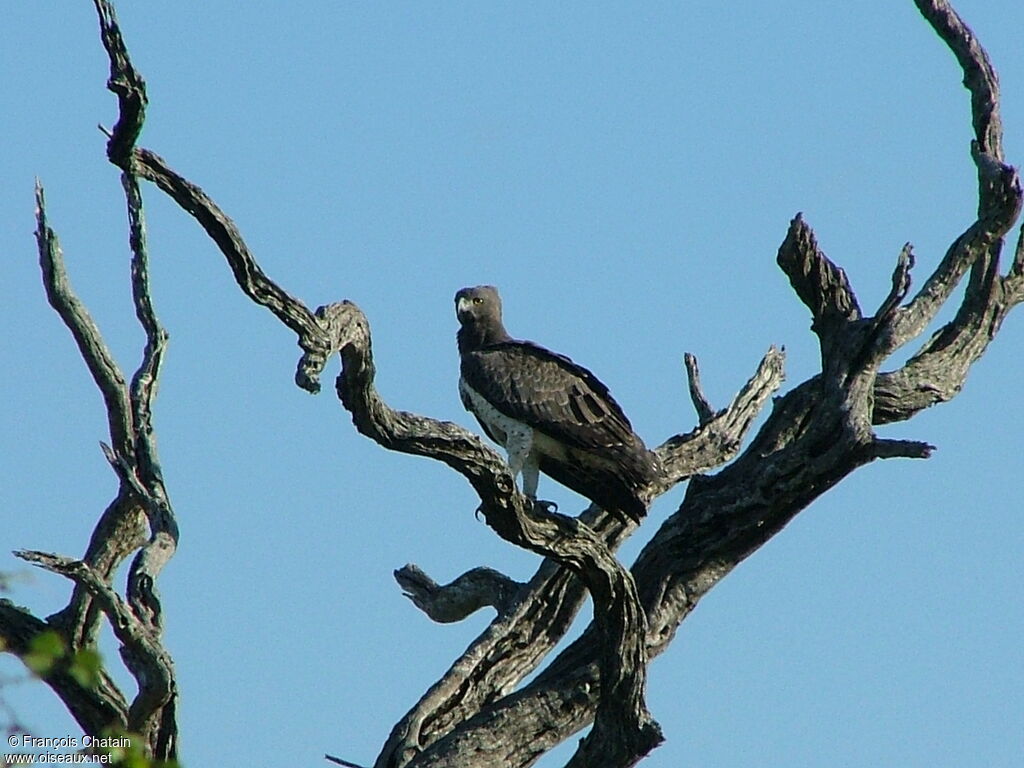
[{"x1": 456, "y1": 296, "x2": 473, "y2": 319}]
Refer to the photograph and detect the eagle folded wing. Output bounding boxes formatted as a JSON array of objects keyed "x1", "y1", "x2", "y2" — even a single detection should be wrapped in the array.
[{"x1": 462, "y1": 341, "x2": 656, "y2": 490}]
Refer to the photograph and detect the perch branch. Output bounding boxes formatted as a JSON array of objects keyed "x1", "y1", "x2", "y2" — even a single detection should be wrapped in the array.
[
  {"x1": 26, "y1": 186, "x2": 180, "y2": 757},
  {"x1": 133, "y1": 147, "x2": 328, "y2": 374},
  {"x1": 875, "y1": 245, "x2": 915, "y2": 328},
  {"x1": 94, "y1": 5, "x2": 181, "y2": 755},
  {"x1": 324, "y1": 299, "x2": 663, "y2": 763},
  {"x1": 375, "y1": 348, "x2": 781, "y2": 767},
  {"x1": 90, "y1": 3, "x2": 326, "y2": 381},
  {"x1": 870, "y1": 438, "x2": 935, "y2": 460},
  {"x1": 854, "y1": 245, "x2": 918, "y2": 370},
  {"x1": 407, "y1": 323, "x2": 913, "y2": 768},
  {"x1": 890, "y1": 0, "x2": 1018, "y2": 340}
]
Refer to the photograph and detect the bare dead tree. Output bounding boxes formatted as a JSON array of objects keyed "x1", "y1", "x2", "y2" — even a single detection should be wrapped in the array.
[
  {"x1": 1, "y1": 0, "x2": 1021, "y2": 767},
  {"x1": 2, "y1": 105, "x2": 176, "y2": 768}
]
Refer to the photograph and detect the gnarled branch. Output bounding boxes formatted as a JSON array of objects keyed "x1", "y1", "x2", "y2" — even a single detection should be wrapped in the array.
[
  {"x1": 776, "y1": 213, "x2": 862, "y2": 355},
  {"x1": 395, "y1": 565, "x2": 523, "y2": 623}
]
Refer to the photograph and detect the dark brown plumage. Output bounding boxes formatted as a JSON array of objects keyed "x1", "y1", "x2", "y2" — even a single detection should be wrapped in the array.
[{"x1": 455, "y1": 285, "x2": 657, "y2": 522}]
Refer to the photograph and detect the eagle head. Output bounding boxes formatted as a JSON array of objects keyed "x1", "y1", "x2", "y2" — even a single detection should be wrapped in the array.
[
  {"x1": 455, "y1": 285, "x2": 510, "y2": 351},
  {"x1": 455, "y1": 285, "x2": 503, "y2": 325}
]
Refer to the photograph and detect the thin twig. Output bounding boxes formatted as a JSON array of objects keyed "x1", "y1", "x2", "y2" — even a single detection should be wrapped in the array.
[
  {"x1": 683, "y1": 353, "x2": 715, "y2": 425},
  {"x1": 325, "y1": 754, "x2": 368, "y2": 768}
]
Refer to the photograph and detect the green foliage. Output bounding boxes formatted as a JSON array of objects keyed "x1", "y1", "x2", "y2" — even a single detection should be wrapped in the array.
[
  {"x1": 17, "y1": 636, "x2": 180, "y2": 764},
  {"x1": 22, "y1": 630, "x2": 65, "y2": 675},
  {"x1": 21, "y1": 631, "x2": 102, "y2": 690},
  {"x1": 69, "y1": 647, "x2": 103, "y2": 688}
]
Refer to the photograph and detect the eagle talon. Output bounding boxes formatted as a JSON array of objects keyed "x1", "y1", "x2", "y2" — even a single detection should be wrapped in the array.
[{"x1": 530, "y1": 498, "x2": 559, "y2": 514}]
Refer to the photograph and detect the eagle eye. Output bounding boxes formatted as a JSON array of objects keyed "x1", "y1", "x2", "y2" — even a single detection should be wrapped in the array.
[{"x1": 472, "y1": 297, "x2": 484, "y2": 305}]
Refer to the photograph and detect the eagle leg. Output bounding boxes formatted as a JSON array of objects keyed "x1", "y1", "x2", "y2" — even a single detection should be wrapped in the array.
[
  {"x1": 520, "y1": 454, "x2": 540, "y2": 498},
  {"x1": 505, "y1": 431, "x2": 558, "y2": 513},
  {"x1": 504, "y1": 426, "x2": 534, "y2": 490},
  {"x1": 522, "y1": 456, "x2": 559, "y2": 513}
]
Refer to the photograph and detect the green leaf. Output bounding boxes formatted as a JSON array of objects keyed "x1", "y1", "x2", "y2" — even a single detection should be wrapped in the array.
[
  {"x1": 69, "y1": 648, "x2": 103, "y2": 688},
  {"x1": 23, "y1": 630, "x2": 66, "y2": 676}
]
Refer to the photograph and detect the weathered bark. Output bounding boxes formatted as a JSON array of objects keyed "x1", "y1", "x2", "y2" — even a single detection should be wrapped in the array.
[
  {"x1": 2, "y1": 0, "x2": 1020, "y2": 766},
  {"x1": 394, "y1": 565, "x2": 524, "y2": 623}
]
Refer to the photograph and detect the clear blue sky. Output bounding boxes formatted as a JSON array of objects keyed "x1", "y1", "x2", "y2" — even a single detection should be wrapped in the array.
[{"x1": 3, "y1": 2, "x2": 1022, "y2": 766}]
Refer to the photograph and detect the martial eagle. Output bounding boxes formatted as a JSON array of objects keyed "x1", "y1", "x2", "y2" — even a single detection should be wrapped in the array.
[{"x1": 455, "y1": 285, "x2": 658, "y2": 523}]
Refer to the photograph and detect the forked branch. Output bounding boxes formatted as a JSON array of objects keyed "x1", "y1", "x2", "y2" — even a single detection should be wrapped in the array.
[{"x1": 0, "y1": 3, "x2": 179, "y2": 758}]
